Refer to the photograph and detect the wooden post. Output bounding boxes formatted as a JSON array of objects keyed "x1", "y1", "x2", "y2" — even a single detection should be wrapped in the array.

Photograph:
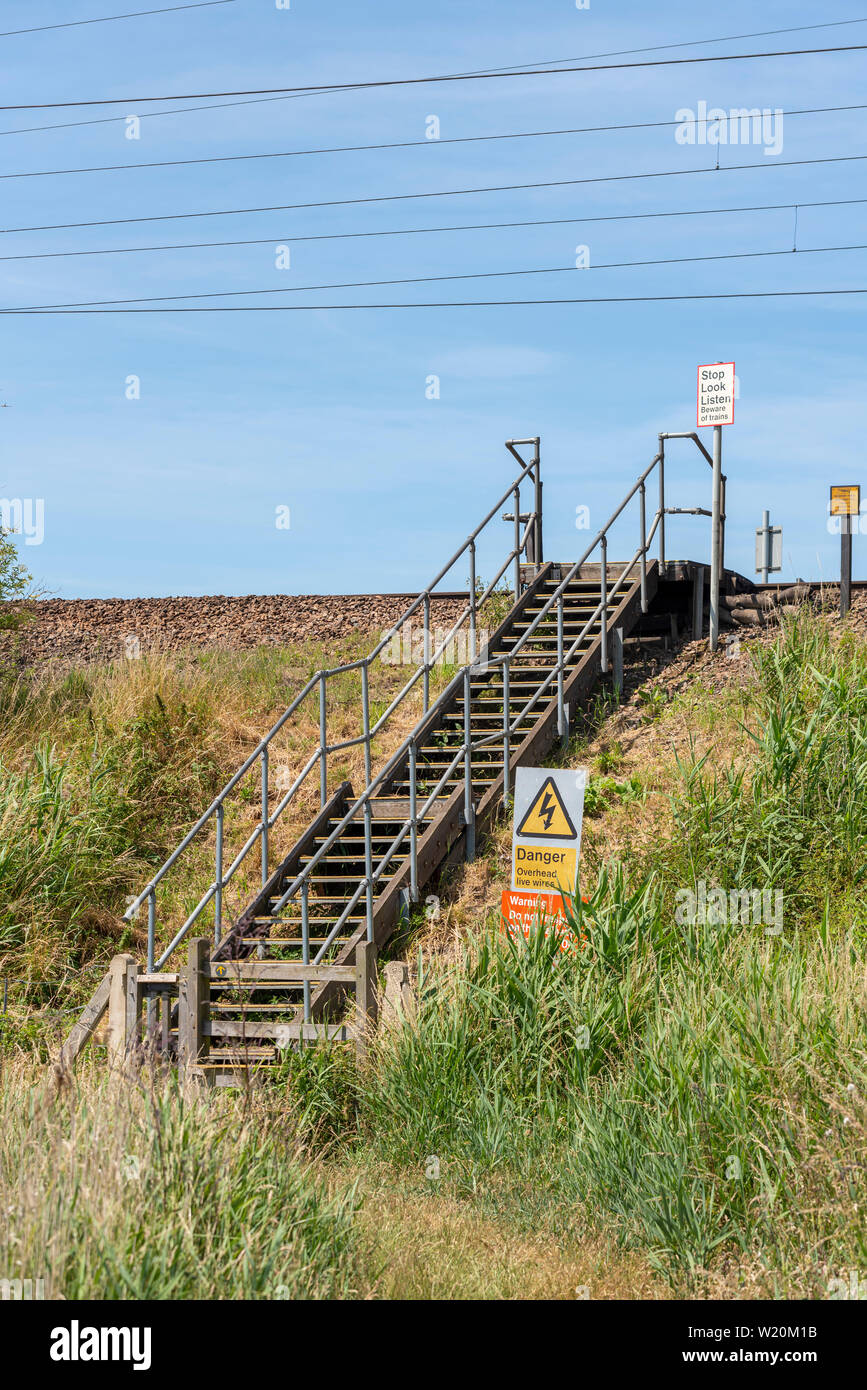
[
  {"x1": 612, "y1": 627, "x2": 624, "y2": 700},
  {"x1": 382, "y1": 961, "x2": 415, "y2": 1028},
  {"x1": 179, "y1": 937, "x2": 210, "y2": 1080},
  {"x1": 354, "y1": 940, "x2": 378, "y2": 1061},
  {"x1": 107, "y1": 953, "x2": 137, "y2": 1068}
]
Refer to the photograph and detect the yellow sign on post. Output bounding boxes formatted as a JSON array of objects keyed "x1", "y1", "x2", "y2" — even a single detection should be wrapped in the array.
[
  {"x1": 510, "y1": 767, "x2": 586, "y2": 897},
  {"x1": 830, "y1": 485, "x2": 861, "y2": 517}
]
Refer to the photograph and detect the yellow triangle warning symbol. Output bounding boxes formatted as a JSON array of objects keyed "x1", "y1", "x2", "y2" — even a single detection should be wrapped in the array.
[{"x1": 516, "y1": 776, "x2": 578, "y2": 840}]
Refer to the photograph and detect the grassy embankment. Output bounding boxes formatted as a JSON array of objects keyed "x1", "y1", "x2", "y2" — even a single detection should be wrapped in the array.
[{"x1": 1, "y1": 611, "x2": 865, "y2": 1298}]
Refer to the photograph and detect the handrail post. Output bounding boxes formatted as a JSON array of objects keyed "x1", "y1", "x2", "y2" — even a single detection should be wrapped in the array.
[
  {"x1": 533, "y1": 436, "x2": 543, "y2": 566},
  {"x1": 319, "y1": 674, "x2": 328, "y2": 808},
  {"x1": 719, "y1": 472, "x2": 727, "y2": 575},
  {"x1": 513, "y1": 485, "x2": 521, "y2": 599},
  {"x1": 146, "y1": 888, "x2": 156, "y2": 974},
  {"x1": 710, "y1": 425, "x2": 723, "y2": 652},
  {"x1": 657, "y1": 434, "x2": 666, "y2": 577},
  {"x1": 409, "y1": 738, "x2": 418, "y2": 903},
  {"x1": 502, "y1": 657, "x2": 511, "y2": 808},
  {"x1": 469, "y1": 538, "x2": 477, "y2": 664},
  {"x1": 600, "y1": 535, "x2": 609, "y2": 674},
  {"x1": 214, "y1": 802, "x2": 224, "y2": 948},
  {"x1": 145, "y1": 888, "x2": 156, "y2": 1037},
  {"x1": 463, "y1": 667, "x2": 475, "y2": 862},
  {"x1": 639, "y1": 480, "x2": 648, "y2": 614},
  {"x1": 423, "y1": 593, "x2": 431, "y2": 713},
  {"x1": 260, "y1": 745, "x2": 269, "y2": 889},
  {"x1": 364, "y1": 799, "x2": 375, "y2": 943},
  {"x1": 362, "y1": 656, "x2": 375, "y2": 943},
  {"x1": 301, "y1": 880, "x2": 311, "y2": 1021},
  {"x1": 362, "y1": 662, "x2": 372, "y2": 786},
  {"x1": 557, "y1": 591, "x2": 566, "y2": 742}
]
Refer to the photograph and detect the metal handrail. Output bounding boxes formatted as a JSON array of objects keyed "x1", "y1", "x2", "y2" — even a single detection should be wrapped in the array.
[
  {"x1": 138, "y1": 428, "x2": 721, "y2": 988},
  {"x1": 129, "y1": 438, "x2": 542, "y2": 971}
]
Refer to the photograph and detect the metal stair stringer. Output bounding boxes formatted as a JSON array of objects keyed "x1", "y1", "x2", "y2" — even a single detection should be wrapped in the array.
[{"x1": 303, "y1": 559, "x2": 657, "y2": 1026}]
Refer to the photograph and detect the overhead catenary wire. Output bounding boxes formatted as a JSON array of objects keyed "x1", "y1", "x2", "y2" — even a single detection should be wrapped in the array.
[
  {"x1": 2, "y1": 15, "x2": 866, "y2": 136},
  {"x1": 2, "y1": 196, "x2": 864, "y2": 264},
  {"x1": 0, "y1": 1, "x2": 236, "y2": 38},
  {"x1": 1, "y1": 103, "x2": 863, "y2": 182},
  {"x1": 5, "y1": 288, "x2": 866, "y2": 313},
  {"x1": 3, "y1": 152, "x2": 866, "y2": 235},
  {"x1": 6, "y1": 243, "x2": 867, "y2": 312},
  {"x1": 3, "y1": 41, "x2": 867, "y2": 109}
]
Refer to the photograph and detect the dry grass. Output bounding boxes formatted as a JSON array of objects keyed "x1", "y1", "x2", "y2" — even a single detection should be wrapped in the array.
[{"x1": 339, "y1": 1161, "x2": 670, "y2": 1300}]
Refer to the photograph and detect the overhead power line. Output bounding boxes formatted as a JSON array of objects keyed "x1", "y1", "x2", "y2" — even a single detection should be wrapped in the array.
[
  {"x1": 0, "y1": 1, "x2": 236, "y2": 38},
  {"x1": 4, "y1": 152, "x2": 865, "y2": 235},
  {"x1": 4, "y1": 288, "x2": 866, "y2": 314},
  {"x1": 1, "y1": 196, "x2": 863, "y2": 265},
  {"x1": 2, "y1": 15, "x2": 864, "y2": 137},
  {"x1": 6, "y1": 243, "x2": 866, "y2": 313},
  {"x1": 2, "y1": 104, "x2": 862, "y2": 182},
  {"x1": 2, "y1": 42, "x2": 867, "y2": 110}
]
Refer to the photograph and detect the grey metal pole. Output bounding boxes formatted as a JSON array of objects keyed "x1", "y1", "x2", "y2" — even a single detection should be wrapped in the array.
[
  {"x1": 260, "y1": 745, "x2": 269, "y2": 888},
  {"x1": 423, "y1": 593, "x2": 431, "y2": 713},
  {"x1": 760, "y1": 509, "x2": 770, "y2": 584},
  {"x1": 363, "y1": 800, "x2": 374, "y2": 943},
  {"x1": 147, "y1": 889, "x2": 156, "y2": 975},
  {"x1": 513, "y1": 485, "x2": 521, "y2": 599},
  {"x1": 301, "y1": 880, "x2": 311, "y2": 1021},
  {"x1": 409, "y1": 738, "x2": 418, "y2": 903},
  {"x1": 533, "y1": 437, "x2": 543, "y2": 566},
  {"x1": 841, "y1": 519, "x2": 853, "y2": 618},
  {"x1": 639, "y1": 480, "x2": 648, "y2": 613},
  {"x1": 557, "y1": 592, "x2": 566, "y2": 742},
  {"x1": 463, "y1": 667, "x2": 475, "y2": 862},
  {"x1": 600, "y1": 534, "x2": 609, "y2": 673},
  {"x1": 214, "y1": 802, "x2": 224, "y2": 947},
  {"x1": 658, "y1": 435, "x2": 666, "y2": 576},
  {"x1": 469, "y1": 539, "x2": 477, "y2": 664},
  {"x1": 319, "y1": 673, "x2": 328, "y2": 807},
  {"x1": 709, "y1": 424, "x2": 723, "y2": 652},
  {"x1": 502, "y1": 658, "x2": 511, "y2": 807},
  {"x1": 361, "y1": 662, "x2": 372, "y2": 785}
]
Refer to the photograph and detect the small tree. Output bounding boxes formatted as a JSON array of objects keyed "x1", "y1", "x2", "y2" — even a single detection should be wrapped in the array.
[{"x1": 0, "y1": 527, "x2": 33, "y2": 631}]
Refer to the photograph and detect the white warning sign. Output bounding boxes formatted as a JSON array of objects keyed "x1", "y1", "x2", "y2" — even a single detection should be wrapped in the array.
[{"x1": 697, "y1": 361, "x2": 735, "y2": 428}]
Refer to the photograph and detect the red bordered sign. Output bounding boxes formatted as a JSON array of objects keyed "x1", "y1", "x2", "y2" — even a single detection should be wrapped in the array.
[{"x1": 696, "y1": 361, "x2": 735, "y2": 428}]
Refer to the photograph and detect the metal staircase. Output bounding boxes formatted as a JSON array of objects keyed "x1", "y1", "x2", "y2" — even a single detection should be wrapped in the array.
[{"x1": 64, "y1": 431, "x2": 726, "y2": 1079}]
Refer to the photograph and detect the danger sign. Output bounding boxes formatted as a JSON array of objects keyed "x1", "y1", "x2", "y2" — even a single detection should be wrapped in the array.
[
  {"x1": 511, "y1": 767, "x2": 585, "y2": 897},
  {"x1": 697, "y1": 361, "x2": 735, "y2": 428}
]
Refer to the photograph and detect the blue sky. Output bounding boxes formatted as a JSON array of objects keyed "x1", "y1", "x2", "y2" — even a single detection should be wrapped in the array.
[{"x1": 1, "y1": 0, "x2": 865, "y2": 597}]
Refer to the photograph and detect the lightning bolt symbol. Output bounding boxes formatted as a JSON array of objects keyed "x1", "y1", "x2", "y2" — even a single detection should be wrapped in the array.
[{"x1": 538, "y1": 790, "x2": 555, "y2": 831}]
